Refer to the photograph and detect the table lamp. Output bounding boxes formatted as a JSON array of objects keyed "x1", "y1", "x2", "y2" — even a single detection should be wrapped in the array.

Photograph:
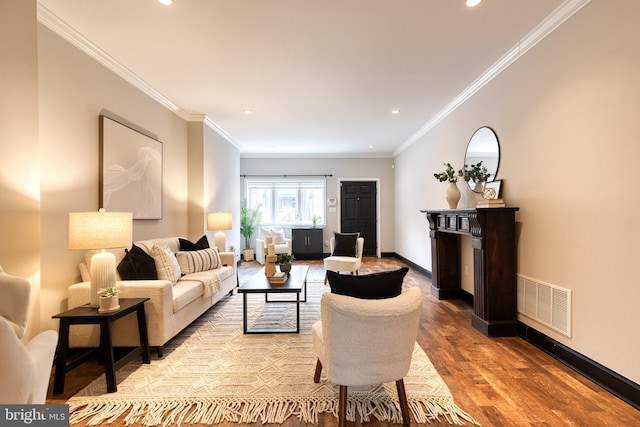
[
  {"x1": 207, "y1": 212, "x2": 232, "y2": 252},
  {"x1": 69, "y1": 209, "x2": 132, "y2": 308}
]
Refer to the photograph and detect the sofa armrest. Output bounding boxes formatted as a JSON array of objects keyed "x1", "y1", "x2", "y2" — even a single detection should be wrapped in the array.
[
  {"x1": 218, "y1": 252, "x2": 237, "y2": 285},
  {"x1": 254, "y1": 239, "x2": 267, "y2": 265}
]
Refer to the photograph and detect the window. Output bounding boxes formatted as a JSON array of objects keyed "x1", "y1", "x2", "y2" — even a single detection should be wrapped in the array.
[{"x1": 245, "y1": 178, "x2": 325, "y2": 226}]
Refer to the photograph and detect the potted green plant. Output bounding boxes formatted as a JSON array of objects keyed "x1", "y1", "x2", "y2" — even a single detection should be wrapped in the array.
[
  {"x1": 433, "y1": 162, "x2": 463, "y2": 183},
  {"x1": 97, "y1": 286, "x2": 120, "y2": 313},
  {"x1": 240, "y1": 199, "x2": 262, "y2": 262},
  {"x1": 463, "y1": 161, "x2": 491, "y2": 192},
  {"x1": 276, "y1": 253, "x2": 294, "y2": 275},
  {"x1": 433, "y1": 162, "x2": 464, "y2": 209},
  {"x1": 312, "y1": 215, "x2": 318, "y2": 227}
]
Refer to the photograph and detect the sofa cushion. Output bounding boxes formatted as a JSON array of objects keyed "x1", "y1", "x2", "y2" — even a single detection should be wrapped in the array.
[
  {"x1": 150, "y1": 243, "x2": 181, "y2": 285},
  {"x1": 179, "y1": 235, "x2": 210, "y2": 251},
  {"x1": 332, "y1": 232, "x2": 359, "y2": 257},
  {"x1": 117, "y1": 244, "x2": 158, "y2": 280},
  {"x1": 176, "y1": 248, "x2": 221, "y2": 274},
  {"x1": 327, "y1": 267, "x2": 409, "y2": 299},
  {"x1": 270, "y1": 226, "x2": 286, "y2": 244},
  {"x1": 171, "y1": 280, "x2": 204, "y2": 313},
  {"x1": 135, "y1": 238, "x2": 179, "y2": 255}
]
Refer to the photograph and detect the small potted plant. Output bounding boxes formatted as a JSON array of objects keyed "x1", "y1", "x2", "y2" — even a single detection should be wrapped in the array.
[
  {"x1": 312, "y1": 215, "x2": 318, "y2": 227},
  {"x1": 463, "y1": 161, "x2": 491, "y2": 193},
  {"x1": 97, "y1": 286, "x2": 120, "y2": 313},
  {"x1": 276, "y1": 253, "x2": 294, "y2": 275}
]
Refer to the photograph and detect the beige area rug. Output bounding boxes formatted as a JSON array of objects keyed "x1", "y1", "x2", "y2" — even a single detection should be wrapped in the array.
[{"x1": 67, "y1": 280, "x2": 480, "y2": 426}]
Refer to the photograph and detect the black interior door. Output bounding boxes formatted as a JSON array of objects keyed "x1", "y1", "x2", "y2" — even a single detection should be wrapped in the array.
[{"x1": 340, "y1": 181, "x2": 376, "y2": 256}]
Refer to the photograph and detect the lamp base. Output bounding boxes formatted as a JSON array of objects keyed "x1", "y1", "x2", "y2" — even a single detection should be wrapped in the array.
[
  {"x1": 89, "y1": 251, "x2": 117, "y2": 308},
  {"x1": 214, "y1": 231, "x2": 226, "y2": 252}
]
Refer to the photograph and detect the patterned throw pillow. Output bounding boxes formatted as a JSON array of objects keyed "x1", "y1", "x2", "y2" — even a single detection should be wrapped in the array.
[
  {"x1": 176, "y1": 248, "x2": 221, "y2": 274},
  {"x1": 150, "y1": 242, "x2": 182, "y2": 284}
]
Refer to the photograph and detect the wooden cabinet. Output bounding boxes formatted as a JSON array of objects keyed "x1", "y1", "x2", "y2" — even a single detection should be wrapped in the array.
[
  {"x1": 292, "y1": 228, "x2": 323, "y2": 259},
  {"x1": 421, "y1": 208, "x2": 519, "y2": 337}
]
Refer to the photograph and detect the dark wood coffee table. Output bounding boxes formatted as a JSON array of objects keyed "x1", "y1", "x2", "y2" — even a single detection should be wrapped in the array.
[{"x1": 237, "y1": 265, "x2": 309, "y2": 334}]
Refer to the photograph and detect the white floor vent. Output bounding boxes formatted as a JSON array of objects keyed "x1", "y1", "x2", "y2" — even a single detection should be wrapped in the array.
[{"x1": 517, "y1": 275, "x2": 572, "y2": 337}]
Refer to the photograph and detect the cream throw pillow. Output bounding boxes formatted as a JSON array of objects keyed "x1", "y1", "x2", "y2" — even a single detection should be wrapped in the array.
[
  {"x1": 176, "y1": 248, "x2": 221, "y2": 274},
  {"x1": 150, "y1": 242, "x2": 181, "y2": 284}
]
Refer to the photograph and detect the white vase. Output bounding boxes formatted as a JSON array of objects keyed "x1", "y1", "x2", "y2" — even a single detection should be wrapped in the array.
[{"x1": 445, "y1": 182, "x2": 461, "y2": 209}]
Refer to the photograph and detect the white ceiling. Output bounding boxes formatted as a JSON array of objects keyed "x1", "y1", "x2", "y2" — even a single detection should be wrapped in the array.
[{"x1": 37, "y1": 0, "x2": 573, "y2": 157}]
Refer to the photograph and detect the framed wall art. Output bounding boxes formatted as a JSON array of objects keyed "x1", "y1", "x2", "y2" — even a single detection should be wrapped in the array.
[{"x1": 99, "y1": 115, "x2": 162, "y2": 219}]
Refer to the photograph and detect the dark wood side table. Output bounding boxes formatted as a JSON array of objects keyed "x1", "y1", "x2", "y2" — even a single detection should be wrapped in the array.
[{"x1": 52, "y1": 297, "x2": 151, "y2": 394}]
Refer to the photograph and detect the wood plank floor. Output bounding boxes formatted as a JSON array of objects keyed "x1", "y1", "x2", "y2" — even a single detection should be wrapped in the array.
[{"x1": 47, "y1": 257, "x2": 640, "y2": 426}]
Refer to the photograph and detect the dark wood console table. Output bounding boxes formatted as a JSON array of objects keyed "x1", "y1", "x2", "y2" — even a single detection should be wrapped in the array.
[{"x1": 420, "y1": 207, "x2": 519, "y2": 337}]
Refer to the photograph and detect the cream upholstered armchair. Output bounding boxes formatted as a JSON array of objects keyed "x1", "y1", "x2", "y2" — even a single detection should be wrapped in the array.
[
  {"x1": 0, "y1": 265, "x2": 30, "y2": 338},
  {"x1": 312, "y1": 287, "x2": 423, "y2": 426},
  {"x1": 255, "y1": 226, "x2": 292, "y2": 265},
  {"x1": 0, "y1": 267, "x2": 58, "y2": 404},
  {"x1": 323, "y1": 234, "x2": 364, "y2": 284}
]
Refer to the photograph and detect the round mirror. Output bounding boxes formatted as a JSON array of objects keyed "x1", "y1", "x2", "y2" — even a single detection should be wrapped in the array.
[{"x1": 464, "y1": 127, "x2": 500, "y2": 188}]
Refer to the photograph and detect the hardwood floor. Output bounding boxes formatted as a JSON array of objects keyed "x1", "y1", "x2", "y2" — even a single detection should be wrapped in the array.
[{"x1": 47, "y1": 258, "x2": 640, "y2": 426}]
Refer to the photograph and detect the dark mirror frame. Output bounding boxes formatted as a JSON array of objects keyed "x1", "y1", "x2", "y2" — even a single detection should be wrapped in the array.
[{"x1": 464, "y1": 126, "x2": 500, "y2": 188}]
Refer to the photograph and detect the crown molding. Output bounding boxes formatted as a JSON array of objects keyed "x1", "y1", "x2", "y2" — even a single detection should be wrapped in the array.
[
  {"x1": 36, "y1": 2, "x2": 239, "y2": 149},
  {"x1": 187, "y1": 114, "x2": 241, "y2": 150},
  {"x1": 394, "y1": 0, "x2": 592, "y2": 156}
]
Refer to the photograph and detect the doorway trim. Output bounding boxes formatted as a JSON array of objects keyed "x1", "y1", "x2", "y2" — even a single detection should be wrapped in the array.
[{"x1": 336, "y1": 178, "x2": 381, "y2": 258}]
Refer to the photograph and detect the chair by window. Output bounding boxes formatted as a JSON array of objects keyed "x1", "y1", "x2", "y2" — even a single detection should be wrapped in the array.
[
  {"x1": 254, "y1": 226, "x2": 292, "y2": 265},
  {"x1": 312, "y1": 287, "x2": 423, "y2": 426}
]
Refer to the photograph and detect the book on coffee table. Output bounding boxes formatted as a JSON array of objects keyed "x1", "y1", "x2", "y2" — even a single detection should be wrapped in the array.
[{"x1": 269, "y1": 272, "x2": 287, "y2": 284}]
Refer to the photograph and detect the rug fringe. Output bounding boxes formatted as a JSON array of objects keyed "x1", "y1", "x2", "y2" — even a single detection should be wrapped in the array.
[{"x1": 68, "y1": 396, "x2": 480, "y2": 426}]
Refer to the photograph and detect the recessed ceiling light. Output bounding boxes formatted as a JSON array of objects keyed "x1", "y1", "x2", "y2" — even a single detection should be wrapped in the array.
[
  {"x1": 158, "y1": 0, "x2": 174, "y2": 5},
  {"x1": 466, "y1": 0, "x2": 481, "y2": 7},
  {"x1": 391, "y1": 109, "x2": 400, "y2": 115},
  {"x1": 243, "y1": 109, "x2": 253, "y2": 115},
  {"x1": 369, "y1": 145, "x2": 375, "y2": 149}
]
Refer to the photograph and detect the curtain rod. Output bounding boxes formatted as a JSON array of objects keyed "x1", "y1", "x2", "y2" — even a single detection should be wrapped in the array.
[{"x1": 241, "y1": 174, "x2": 332, "y2": 178}]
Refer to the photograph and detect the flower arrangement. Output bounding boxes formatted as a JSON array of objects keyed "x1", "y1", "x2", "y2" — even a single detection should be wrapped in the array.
[
  {"x1": 433, "y1": 162, "x2": 463, "y2": 183},
  {"x1": 97, "y1": 287, "x2": 120, "y2": 298}
]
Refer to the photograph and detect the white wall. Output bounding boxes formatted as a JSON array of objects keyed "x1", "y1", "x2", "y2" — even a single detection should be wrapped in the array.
[
  {"x1": 240, "y1": 157, "x2": 395, "y2": 254},
  {"x1": 395, "y1": 0, "x2": 640, "y2": 383},
  {"x1": 0, "y1": 0, "x2": 41, "y2": 337},
  {"x1": 37, "y1": 24, "x2": 190, "y2": 331}
]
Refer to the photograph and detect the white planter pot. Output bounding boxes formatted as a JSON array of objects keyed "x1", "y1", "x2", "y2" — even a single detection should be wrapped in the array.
[{"x1": 98, "y1": 295, "x2": 120, "y2": 313}]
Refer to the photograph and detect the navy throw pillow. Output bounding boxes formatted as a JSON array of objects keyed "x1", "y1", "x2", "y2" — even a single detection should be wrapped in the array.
[
  {"x1": 117, "y1": 244, "x2": 158, "y2": 280},
  {"x1": 332, "y1": 232, "x2": 359, "y2": 257},
  {"x1": 327, "y1": 267, "x2": 409, "y2": 299},
  {"x1": 179, "y1": 235, "x2": 210, "y2": 251}
]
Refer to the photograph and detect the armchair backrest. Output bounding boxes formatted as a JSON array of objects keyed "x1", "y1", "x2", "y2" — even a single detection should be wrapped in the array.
[
  {"x1": 319, "y1": 287, "x2": 422, "y2": 386},
  {"x1": 0, "y1": 266, "x2": 31, "y2": 338},
  {"x1": 329, "y1": 236, "x2": 365, "y2": 260}
]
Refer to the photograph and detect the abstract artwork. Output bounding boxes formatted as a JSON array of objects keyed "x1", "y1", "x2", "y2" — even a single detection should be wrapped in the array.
[{"x1": 99, "y1": 116, "x2": 162, "y2": 219}]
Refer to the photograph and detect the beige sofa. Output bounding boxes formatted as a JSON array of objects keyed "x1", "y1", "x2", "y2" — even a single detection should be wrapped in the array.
[{"x1": 68, "y1": 237, "x2": 236, "y2": 356}]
